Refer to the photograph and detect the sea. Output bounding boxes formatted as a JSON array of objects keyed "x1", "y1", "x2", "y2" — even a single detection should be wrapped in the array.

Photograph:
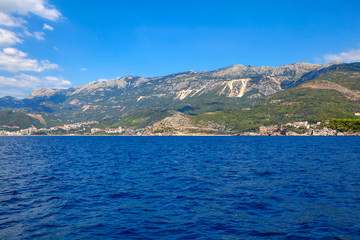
[{"x1": 0, "y1": 136, "x2": 359, "y2": 239}]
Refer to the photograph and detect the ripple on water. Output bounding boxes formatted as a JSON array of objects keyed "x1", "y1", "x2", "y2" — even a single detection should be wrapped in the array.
[{"x1": 0, "y1": 136, "x2": 359, "y2": 239}]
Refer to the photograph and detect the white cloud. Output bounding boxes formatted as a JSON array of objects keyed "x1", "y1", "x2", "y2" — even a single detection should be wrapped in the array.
[
  {"x1": 80, "y1": 67, "x2": 87, "y2": 71},
  {"x1": 0, "y1": 12, "x2": 27, "y2": 27},
  {"x1": 323, "y1": 48, "x2": 360, "y2": 63},
  {"x1": 0, "y1": 73, "x2": 41, "y2": 88},
  {"x1": 23, "y1": 29, "x2": 45, "y2": 40},
  {"x1": 0, "y1": 73, "x2": 71, "y2": 90},
  {"x1": 43, "y1": 76, "x2": 71, "y2": 88},
  {"x1": 0, "y1": 0, "x2": 61, "y2": 21},
  {"x1": 42, "y1": 23, "x2": 53, "y2": 31},
  {"x1": 0, "y1": 28, "x2": 22, "y2": 46},
  {"x1": 33, "y1": 31, "x2": 45, "y2": 40},
  {"x1": 3, "y1": 47, "x2": 26, "y2": 56},
  {"x1": 0, "y1": 88, "x2": 26, "y2": 97},
  {"x1": 98, "y1": 78, "x2": 108, "y2": 82},
  {"x1": 0, "y1": 47, "x2": 58, "y2": 72},
  {"x1": 40, "y1": 60, "x2": 58, "y2": 70}
]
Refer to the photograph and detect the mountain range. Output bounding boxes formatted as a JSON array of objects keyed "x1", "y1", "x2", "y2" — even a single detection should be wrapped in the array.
[{"x1": 1, "y1": 61, "x2": 360, "y2": 133}]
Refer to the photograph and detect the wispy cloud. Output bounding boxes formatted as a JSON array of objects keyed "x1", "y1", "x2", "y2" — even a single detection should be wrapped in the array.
[
  {"x1": 23, "y1": 29, "x2": 46, "y2": 40},
  {"x1": 43, "y1": 76, "x2": 71, "y2": 88},
  {"x1": 0, "y1": 73, "x2": 71, "y2": 90},
  {"x1": 98, "y1": 78, "x2": 108, "y2": 82},
  {"x1": 43, "y1": 23, "x2": 54, "y2": 31},
  {"x1": 322, "y1": 48, "x2": 360, "y2": 63},
  {"x1": 0, "y1": 73, "x2": 41, "y2": 88},
  {"x1": 0, "y1": 48, "x2": 58, "y2": 72},
  {"x1": 80, "y1": 67, "x2": 87, "y2": 71},
  {"x1": 0, "y1": 88, "x2": 26, "y2": 98}
]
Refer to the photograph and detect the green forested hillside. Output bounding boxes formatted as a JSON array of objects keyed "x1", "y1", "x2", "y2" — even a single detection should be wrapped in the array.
[
  {"x1": 0, "y1": 111, "x2": 44, "y2": 129},
  {"x1": 189, "y1": 69, "x2": 360, "y2": 132},
  {"x1": 325, "y1": 119, "x2": 360, "y2": 132},
  {"x1": 0, "y1": 63, "x2": 359, "y2": 132}
]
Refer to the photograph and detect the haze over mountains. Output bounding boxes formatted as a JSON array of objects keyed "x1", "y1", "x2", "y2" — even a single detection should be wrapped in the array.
[{"x1": 0, "y1": 61, "x2": 359, "y2": 132}]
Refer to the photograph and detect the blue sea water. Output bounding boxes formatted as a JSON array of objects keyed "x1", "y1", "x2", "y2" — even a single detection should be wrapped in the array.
[{"x1": 0, "y1": 136, "x2": 359, "y2": 239}]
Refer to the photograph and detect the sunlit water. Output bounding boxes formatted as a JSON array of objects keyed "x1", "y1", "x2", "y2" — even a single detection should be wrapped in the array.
[{"x1": 0, "y1": 136, "x2": 359, "y2": 239}]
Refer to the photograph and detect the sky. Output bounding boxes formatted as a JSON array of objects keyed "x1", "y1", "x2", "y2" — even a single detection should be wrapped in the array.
[{"x1": 0, "y1": 0, "x2": 360, "y2": 98}]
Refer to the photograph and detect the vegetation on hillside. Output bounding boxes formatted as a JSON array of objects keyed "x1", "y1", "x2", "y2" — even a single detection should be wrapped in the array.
[
  {"x1": 188, "y1": 72, "x2": 360, "y2": 132},
  {"x1": 325, "y1": 119, "x2": 360, "y2": 132},
  {"x1": 0, "y1": 111, "x2": 43, "y2": 129},
  {"x1": 96, "y1": 108, "x2": 172, "y2": 129},
  {"x1": 1, "y1": 64, "x2": 359, "y2": 132},
  {"x1": 316, "y1": 69, "x2": 360, "y2": 91}
]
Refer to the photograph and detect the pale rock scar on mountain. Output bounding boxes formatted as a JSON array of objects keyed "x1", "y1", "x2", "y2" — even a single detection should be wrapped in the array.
[
  {"x1": 137, "y1": 96, "x2": 148, "y2": 101},
  {"x1": 270, "y1": 77, "x2": 282, "y2": 90},
  {"x1": 137, "y1": 94, "x2": 167, "y2": 101},
  {"x1": 219, "y1": 78, "x2": 251, "y2": 98},
  {"x1": 69, "y1": 99, "x2": 82, "y2": 105},
  {"x1": 175, "y1": 89, "x2": 194, "y2": 100},
  {"x1": 82, "y1": 105, "x2": 100, "y2": 112}
]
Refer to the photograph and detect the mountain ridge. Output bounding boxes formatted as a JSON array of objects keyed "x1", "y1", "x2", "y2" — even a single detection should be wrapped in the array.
[
  {"x1": 19, "y1": 62, "x2": 328, "y2": 100},
  {"x1": 1, "y1": 61, "x2": 359, "y2": 132}
]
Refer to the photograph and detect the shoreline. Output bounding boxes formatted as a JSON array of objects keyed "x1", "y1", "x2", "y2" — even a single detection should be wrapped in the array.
[{"x1": 1, "y1": 134, "x2": 359, "y2": 137}]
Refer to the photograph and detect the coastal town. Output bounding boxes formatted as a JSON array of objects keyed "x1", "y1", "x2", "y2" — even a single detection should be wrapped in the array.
[
  {"x1": 0, "y1": 120, "x2": 149, "y2": 136},
  {"x1": 1, "y1": 120, "x2": 359, "y2": 136}
]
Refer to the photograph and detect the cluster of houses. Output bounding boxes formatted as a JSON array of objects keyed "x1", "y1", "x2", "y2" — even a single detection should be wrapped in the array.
[
  {"x1": 1, "y1": 118, "x2": 357, "y2": 136},
  {"x1": 49, "y1": 121, "x2": 98, "y2": 131},
  {"x1": 91, "y1": 127, "x2": 124, "y2": 134},
  {"x1": 259, "y1": 121, "x2": 322, "y2": 135},
  {"x1": 90, "y1": 127, "x2": 146, "y2": 135},
  {"x1": 0, "y1": 119, "x2": 148, "y2": 136},
  {"x1": 0, "y1": 121, "x2": 99, "y2": 136}
]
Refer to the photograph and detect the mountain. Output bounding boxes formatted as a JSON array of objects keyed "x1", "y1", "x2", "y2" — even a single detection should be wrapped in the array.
[
  {"x1": 185, "y1": 64, "x2": 360, "y2": 132},
  {"x1": 0, "y1": 62, "x2": 359, "y2": 132}
]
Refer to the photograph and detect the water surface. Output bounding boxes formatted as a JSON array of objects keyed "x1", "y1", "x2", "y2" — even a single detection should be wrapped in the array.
[{"x1": 0, "y1": 136, "x2": 359, "y2": 239}]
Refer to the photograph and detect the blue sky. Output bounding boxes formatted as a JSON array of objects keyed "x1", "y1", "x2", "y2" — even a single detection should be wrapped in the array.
[{"x1": 1, "y1": 0, "x2": 360, "y2": 97}]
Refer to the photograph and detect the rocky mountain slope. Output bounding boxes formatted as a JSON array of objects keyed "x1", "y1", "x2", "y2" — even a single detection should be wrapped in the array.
[
  {"x1": 182, "y1": 66, "x2": 360, "y2": 133},
  {"x1": 0, "y1": 62, "x2": 359, "y2": 131}
]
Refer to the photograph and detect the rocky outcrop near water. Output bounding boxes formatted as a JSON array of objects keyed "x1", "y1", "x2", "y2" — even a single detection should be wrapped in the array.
[
  {"x1": 308, "y1": 127, "x2": 360, "y2": 136},
  {"x1": 307, "y1": 127, "x2": 338, "y2": 136},
  {"x1": 142, "y1": 112, "x2": 229, "y2": 135}
]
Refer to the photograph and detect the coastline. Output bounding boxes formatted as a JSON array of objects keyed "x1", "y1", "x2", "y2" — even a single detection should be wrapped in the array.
[{"x1": 1, "y1": 133, "x2": 359, "y2": 137}]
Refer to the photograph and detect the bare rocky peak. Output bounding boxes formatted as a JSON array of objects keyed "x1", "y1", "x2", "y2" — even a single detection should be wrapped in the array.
[
  {"x1": 72, "y1": 76, "x2": 152, "y2": 94},
  {"x1": 71, "y1": 81, "x2": 105, "y2": 95},
  {"x1": 322, "y1": 61, "x2": 343, "y2": 68},
  {"x1": 28, "y1": 88, "x2": 68, "y2": 99},
  {"x1": 24, "y1": 62, "x2": 347, "y2": 100},
  {"x1": 280, "y1": 61, "x2": 345, "y2": 89},
  {"x1": 209, "y1": 63, "x2": 322, "y2": 81}
]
